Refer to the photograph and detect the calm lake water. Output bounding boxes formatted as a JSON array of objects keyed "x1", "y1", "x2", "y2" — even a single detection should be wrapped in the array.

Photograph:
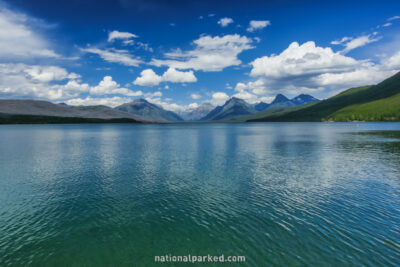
[{"x1": 0, "y1": 123, "x2": 399, "y2": 266}]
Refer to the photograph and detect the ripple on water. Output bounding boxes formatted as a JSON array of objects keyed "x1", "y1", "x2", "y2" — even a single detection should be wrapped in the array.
[{"x1": 0, "y1": 123, "x2": 399, "y2": 266}]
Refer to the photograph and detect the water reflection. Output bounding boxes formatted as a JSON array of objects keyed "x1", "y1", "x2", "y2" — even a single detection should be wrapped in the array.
[{"x1": 0, "y1": 123, "x2": 399, "y2": 266}]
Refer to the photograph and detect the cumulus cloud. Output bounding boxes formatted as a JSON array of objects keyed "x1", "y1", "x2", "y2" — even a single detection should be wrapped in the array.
[
  {"x1": 162, "y1": 68, "x2": 197, "y2": 83},
  {"x1": 81, "y1": 48, "x2": 142, "y2": 66},
  {"x1": 218, "y1": 17, "x2": 233, "y2": 27},
  {"x1": 133, "y1": 68, "x2": 197, "y2": 86},
  {"x1": 232, "y1": 91, "x2": 259, "y2": 104},
  {"x1": 0, "y1": 63, "x2": 88, "y2": 100},
  {"x1": 234, "y1": 79, "x2": 267, "y2": 95},
  {"x1": 235, "y1": 41, "x2": 400, "y2": 98},
  {"x1": 251, "y1": 41, "x2": 359, "y2": 79},
  {"x1": 91, "y1": 76, "x2": 143, "y2": 96},
  {"x1": 0, "y1": 5, "x2": 59, "y2": 59},
  {"x1": 210, "y1": 92, "x2": 229, "y2": 106},
  {"x1": 108, "y1": 30, "x2": 138, "y2": 42},
  {"x1": 151, "y1": 34, "x2": 253, "y2": 71},
  {"x1": 65, "y1": 96, "x2": 133, "y2": 108},
  {"x1": 0, "y1": 64, "x2": 143, "y2": 100},
  {"x1": 133, "y1": 69, "x2": 163, "y2": 86},
  {"x1": 25, "y1": 66, "x2": 80, "y2": 83},
  {"x1": 247, "y1": 20, "x2": 271, "y2": 32}
]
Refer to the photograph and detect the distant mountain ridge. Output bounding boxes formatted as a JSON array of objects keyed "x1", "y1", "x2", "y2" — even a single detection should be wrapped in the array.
[
  {"x1": 201, "y1": 94, "x2": 318, "y2": 121},
  {"x1": 179, "y1": 103, "x2": 215, "y2": 121},
  {"x1": 115, "y1": 99, "x2": 183, "y2": 122},
  {"x1": 0, "y1": 99, "x2": 148, "y2": 123},
  {"x1": 200, "y1": 97, "x2": 256, "y2": 121}
]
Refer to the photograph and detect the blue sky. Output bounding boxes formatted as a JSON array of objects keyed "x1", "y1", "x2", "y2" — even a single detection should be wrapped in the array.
[{"x1": 0, "y1": 0, "x2": 399, "y2": 112}]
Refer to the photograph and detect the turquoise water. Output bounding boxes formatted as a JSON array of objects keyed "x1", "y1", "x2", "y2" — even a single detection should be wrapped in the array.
[{"x1": 0, "y1": 123, "x2": 399, "y2": 266}]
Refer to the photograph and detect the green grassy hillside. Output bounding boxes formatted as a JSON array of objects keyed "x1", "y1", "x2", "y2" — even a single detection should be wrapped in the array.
[
  {"x1": 248, "y1": 72, "x2": 400, "y2": 122},
  {"x1": 225, "y1": 102, "x2": 318, "y2": 122},
  {"x1": 328, "y1": 93, "x2": 400, "y2": 121}
]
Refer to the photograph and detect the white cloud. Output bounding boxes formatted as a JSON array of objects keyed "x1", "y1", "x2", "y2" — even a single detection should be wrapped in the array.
[
  {"x1": 0, "y1": 64, "x2": 143, "y2": 100},
  {"x1": 108, "y1": 30, "x2": 138, "y2": 42},
  {"x1": 388, "y1": 16, "x2": 400, "y2": 21},
  {"x1": 81, "y1": 48, "x2": 142, "y2": 66},
  {"x1": 382, "y1": 22, "x2": 392, "y2": 27},
  {"x1": 236, "y1": 41, "x2": 400, "y2": 97},
  {"x1": 188, "y1": 103, "x2": 199, "y2": 109},
  {"x1": 340, "y1": 34, "x2": 382, "y2": 54},
  {"x1": 210, "y1": 92, "x2": 229, "y2": 106},
  {"x1": 133, "y1": 68, "x2": 197, "y2": 86},
  {"x1": 133, "y1": 69, "x2": 162, "y2": 86},
  {"x1": 162, "y1": 68, "x2": 197, "y2": 83},
  {"x1": 314, "y1": 51, "x2": 400, "y2": 88},
  {"x1": 190, "y1": 93, "x2": 202, "y2": 100},
  {"x1": 0, "y1": 5, "x2": 59, "y2": 59},
  {"x1": 234, "y1": 79, "x2": 266, "y2": 95},
  {"x1": 145, "y1": 97, "x2": 188, "y2": 113},
  {"x1": 24, "y1": 66, "x2": 79, "y2": 83},
  {"x1": 151, "y1": 34, "x2": 253, "y2": 71},
  {"x1": 232, "y1": 91, "x2": 259, "y2": 104},
  {"x1": 247, "y1": 20, "x2": 271, "y2": 32},
  {"x1": 386, "y1": 50, "x2": 400, "y2": 69},
  {"x1": 134, "y1": 41, "x2": 153, "y2": 52},
  {"x1": 65, "y1": 96, "x2": 133, "y2": 108},
  {"x1": 144, "y1": 91, "x2": 162, "y2": 98},
  {"x1": 331, "y1": 36, "x2": 352, "y2": 45},
  {"x1": 0, "y1": 63, "x2": 88, "y2": 100},
  {"x1": 312, "y1": 67, "x2": 395, "y2": 88},
  {"x1": 251, "y1": 41, "x2": 359, "y2": 79},
  {"x1": 91, "y1": 76, "x2": 142, "y2": 96},
  {"x1": 218, "y1": 17, "x2": 233, "y2": 27}
]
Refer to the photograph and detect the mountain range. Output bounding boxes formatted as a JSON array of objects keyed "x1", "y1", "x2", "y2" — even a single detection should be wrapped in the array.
[
  {"x1": 115, "y1": 99, "x2": 183, "y2": 122},
  {"x1": 0, "y1": 100, "x2": 149, "y2": 124},
  {"x1": 200, "y1": 94, "x2": 319, "y2": 121},
  {"x1": 1, "y1": 71, "x2": 399, "y2": 123}
]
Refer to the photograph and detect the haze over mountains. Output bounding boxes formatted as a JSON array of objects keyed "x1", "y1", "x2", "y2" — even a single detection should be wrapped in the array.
[
  {"x1": 0, "y1": 93, "x2": 317, "y2": 123},
  {"x1": 1, "y1": 72, "x2": 399, "y2": 123},
  {"x1": 178, "y1": 103, "x2": 215, "y2": 121}
]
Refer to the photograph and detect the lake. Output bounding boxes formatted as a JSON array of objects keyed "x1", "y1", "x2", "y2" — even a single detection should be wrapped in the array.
[{"x1": 0, "y1": 123, "x2": 399, "y2": 266}]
